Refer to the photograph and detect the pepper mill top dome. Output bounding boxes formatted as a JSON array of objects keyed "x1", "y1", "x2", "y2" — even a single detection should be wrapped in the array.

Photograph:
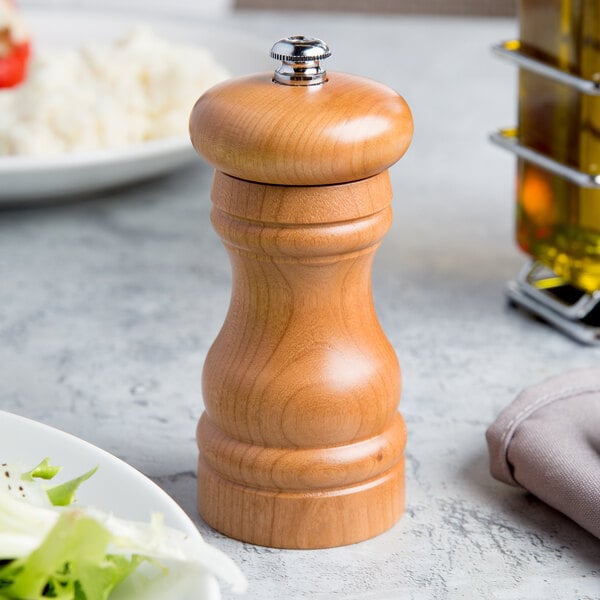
[{"x1": 189, "y1": 35, "x2": 413, "y2": 186}]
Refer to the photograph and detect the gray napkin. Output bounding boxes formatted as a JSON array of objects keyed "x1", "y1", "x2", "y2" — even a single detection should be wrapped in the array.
[{"x1": 486, "y1": 368, "x2": 600, "y2": 539}]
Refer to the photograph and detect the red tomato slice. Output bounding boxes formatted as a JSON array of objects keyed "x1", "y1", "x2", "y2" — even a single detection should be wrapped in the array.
[{"x1": 0, "y1": 40, "x2": 30, "y2": 88}]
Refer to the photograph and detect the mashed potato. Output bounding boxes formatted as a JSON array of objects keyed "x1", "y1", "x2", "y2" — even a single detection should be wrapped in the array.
[{"x1": 0, "y1": 26, "x2": 229, "y2": 156}]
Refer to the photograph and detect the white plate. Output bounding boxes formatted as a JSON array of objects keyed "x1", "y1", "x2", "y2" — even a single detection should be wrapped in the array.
[
  {"x1": 0, "y1": 409, "x2": 221, "y2": 599},
  {"x1": 0, "y1": 8, "x2": 269, "y2": 203}
]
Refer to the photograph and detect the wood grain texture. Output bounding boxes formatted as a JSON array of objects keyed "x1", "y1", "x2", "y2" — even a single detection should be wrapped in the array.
[
  {"x1": 196, "y1": 174, "x2": 407, "y2": 548},
  {"x1": 192, "y1": 69, "x2": 413, "y2": 548},
  {"x1": 190, "y1": 72, "x2": 413, "y2": 185}
]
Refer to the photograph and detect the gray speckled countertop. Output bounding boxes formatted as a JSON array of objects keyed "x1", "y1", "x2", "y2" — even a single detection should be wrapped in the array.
[{"x1": 2, "y1": 8, "x2": 600, "y2": 600}]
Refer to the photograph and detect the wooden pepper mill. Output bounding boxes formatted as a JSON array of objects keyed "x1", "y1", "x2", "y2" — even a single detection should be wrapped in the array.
[{"x1": 190, "y1": 35, "x2": 413, "y2": 549}]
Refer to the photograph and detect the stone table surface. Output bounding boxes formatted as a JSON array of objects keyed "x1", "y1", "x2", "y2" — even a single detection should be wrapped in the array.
[{"x1": 2, "y1": 8, "x2": 599, "y2": 600}]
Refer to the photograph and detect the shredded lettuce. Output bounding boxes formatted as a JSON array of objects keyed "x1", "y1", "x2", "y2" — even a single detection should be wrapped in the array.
[
  {"x1": 21, "y1": 458, "x2": 62, "y2": 482},
  {"x1": 46, "y1": 467, "x2": 98, "y2": 508},
  {"x1": 0, "y1": 509, "x2": 142, "y2": 600},
  {"x1": 0, "y1": 459, "x2": 246, "y2": 599}
]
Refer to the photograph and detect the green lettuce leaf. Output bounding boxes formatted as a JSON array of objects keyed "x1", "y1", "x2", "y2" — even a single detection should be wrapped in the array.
[
  {"x1": 46, "y1": 467, "x2": 98, "y2": 507},
  {"x1": 0, "y1": 511, "x2": 142, "y2": 600},
  {"x1": 21, "y1": 458, "x2": 62, "y2": 482}
]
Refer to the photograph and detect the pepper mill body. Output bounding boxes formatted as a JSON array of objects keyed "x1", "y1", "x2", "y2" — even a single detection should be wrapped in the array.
[{"x1": 190, "y1": 38, "x2": 413, "y2": 549}]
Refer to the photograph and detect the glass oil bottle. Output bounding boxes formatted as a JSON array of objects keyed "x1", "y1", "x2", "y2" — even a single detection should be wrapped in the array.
[{"x1": 491, "y1": 0, "x2": 600, "y2": 343}]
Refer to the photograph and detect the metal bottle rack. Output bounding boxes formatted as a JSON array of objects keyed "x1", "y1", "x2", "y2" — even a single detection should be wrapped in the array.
[{"x1": 491, "y1": 40, "x2": 600, "y2": 345}]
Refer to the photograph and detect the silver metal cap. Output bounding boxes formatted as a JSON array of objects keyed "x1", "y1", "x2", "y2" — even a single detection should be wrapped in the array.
[{"x1": 270, "y1": 35, "x2": 331, "y2": 86}]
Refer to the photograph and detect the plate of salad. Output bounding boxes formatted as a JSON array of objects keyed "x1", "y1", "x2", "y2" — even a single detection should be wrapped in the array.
[{"x1": 0, "y1": 410, "x2": 246, "y2": 600}]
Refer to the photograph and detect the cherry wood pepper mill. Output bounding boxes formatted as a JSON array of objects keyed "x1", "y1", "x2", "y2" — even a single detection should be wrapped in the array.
[{"x1": 190, "y1": 36, "x2": 413, "y2": 549}]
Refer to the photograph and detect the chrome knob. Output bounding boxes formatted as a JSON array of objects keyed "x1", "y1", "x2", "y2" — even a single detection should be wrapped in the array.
[{"x1": 270, "y1": 35, "x2": 331, "y2": 86}]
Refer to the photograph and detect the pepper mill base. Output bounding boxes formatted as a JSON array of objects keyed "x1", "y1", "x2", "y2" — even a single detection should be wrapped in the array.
[{"x1": 197, "y1": 413, "x2": 407, "y2": 549}]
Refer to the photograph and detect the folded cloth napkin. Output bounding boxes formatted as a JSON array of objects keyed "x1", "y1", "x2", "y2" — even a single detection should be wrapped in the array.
[{"x1": 486, "y1": 367, "x2": 600, "y2": 539}]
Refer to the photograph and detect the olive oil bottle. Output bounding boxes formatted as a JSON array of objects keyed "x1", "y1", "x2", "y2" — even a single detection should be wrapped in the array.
[{"x1": 516, "y1": 0, "x2": 600, "y2": 292}]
